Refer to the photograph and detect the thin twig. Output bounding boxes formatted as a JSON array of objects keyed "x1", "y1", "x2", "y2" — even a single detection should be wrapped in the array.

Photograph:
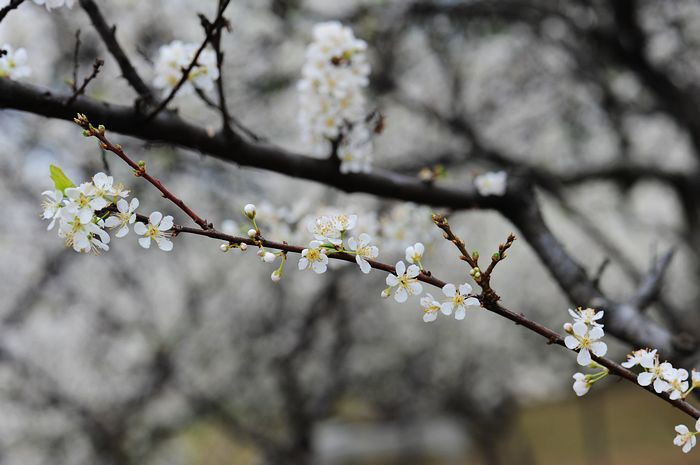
[
  {"x1": 79, "y1": 0, "x2": 154, "y2": 106},
  {"x1": 146, "y1": 3, "x2": 230, "y2": 120},
  {"x1": 65, "y1": 59, "x2": 104, "y2": 106},
  {"x1": 74, "y1": 114, "x2": 211, "y2": 230},
  {"x1": 0, "y1": 0, "x2": 25, "y2": 24}
]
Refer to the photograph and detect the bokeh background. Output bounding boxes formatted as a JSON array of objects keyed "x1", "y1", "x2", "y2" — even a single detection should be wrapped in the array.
[{"x1": 2, "y1": 1, "x2": 700, "y2": 464}]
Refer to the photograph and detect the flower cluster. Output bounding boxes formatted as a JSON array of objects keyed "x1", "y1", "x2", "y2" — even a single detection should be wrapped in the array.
[
  {"x1": 153, "y1": 40, "x2": 219, "y2": 96},
  {"x1": 0, "y1": 44, "x2": 30, "y2": 80},
  {"x1": 621, "y1": 349, "x2": 699, "y2": 401},
  {"x1": 382, "y1": 242, "x2": 480, "y2": 322},
  {"x1": 565, "y1": 307, "x2": 609, "y2": 396},
  {"x1": 298, "y1": 21, "x2": 373, "y2": 173},
  {"x1": 474, "y1": 171, "x2": 507, "y2": 197},
  {"x1": 42, "y1": 166, "x2": 174, "y2": 253},
  {"x1": 31, "y1": 0, "x2": 74, "y2": 10}
]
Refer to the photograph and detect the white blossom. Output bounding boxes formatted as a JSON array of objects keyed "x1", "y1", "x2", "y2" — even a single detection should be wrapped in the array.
[
  {"x1": 58, "y1": 212, "x2": 110, "y2": 253},
  {"x1": 64, "y1": 182, "x2": 109, "y2": 224},
  {"x1": 572, "y1": 373, "x2": 591, "y2": 397},
  {"x1": 134, "y1": 211, "x2": 174, "y2": 251},
  {"x1": 41, "y1": 189, "x2": 63, "y2": 230},
  {"x1": 308, "y1": 214, "x2": 356, "y2": 245},
  {"x1": 568, "y1": 307, "x2": 604, "y2": 327},
  {"x1": 32, "y1": 0, "x2": 75, "y2": 10},
  {"x1": 440, "y1": 283, "x2": 480, "y2": 320},
  {"x1": 385, "y1": 260, "x2": 422, "y2": 303},
  {"x1": 621, "y1": 348, "x2": 651, "y2": 369},
  {"x1": 298, "y1": 240, "x2": 328, "y2": 273},
  {"x1": 405, "y1": 242, "x2": 425, "y2": 266},
  {"x1": 564, "y1": 321, "x2": 607, "y2": 366},
  {"x1": 420, "y1": 293, "x2": 442, "y2": 323},
  {"x1": 638, "y1": 350, "x2": 671, "y2": 393},
  {"x1": 347, "y1": 233, "x2": 378, "y2": 274},
  {"x1": 104, "y1": 198, "x2": 139, "y2": 238},
  {"x1": 474, "y1": 171, "x2": 507, "y2": 196},
  {"x1": 674, "y1": 419, "x2": 700, "y2": 453},
  {"x1": 298, "y1": 21, "x2": 373, "y2": 172},
  {"x1": 0, "y1": 44, "x2": 31, "y2": 79},
  {"x1": 663, "y1": 367, "x2": 689, "y2": 400},
  {"x1": 153, "y1": 40, "x2": 219, "y2": 95}
]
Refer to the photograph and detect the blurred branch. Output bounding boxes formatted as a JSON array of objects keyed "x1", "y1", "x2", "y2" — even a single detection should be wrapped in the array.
[
  {"x1": 79, "y1": 0, "x2": 154, "y2": 107},
  {"x1": 65, "y1": 58, "x2": 104, "y2": 106},
  {"x1": 0, "y1": 0, "x2": 25, "y2": 24}
]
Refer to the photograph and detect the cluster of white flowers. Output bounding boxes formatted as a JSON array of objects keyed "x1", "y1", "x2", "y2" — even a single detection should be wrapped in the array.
[
  {"x1": 31, "y1": 0, "x2": 74, "y2": 10},
  {"x1": 153, "y1": 40, "x2": 219, "y2": 96},
  {"x1": 42, "y1": 166, "x2": 174, "y2": 253},
  {"x1": 564, "y1": 307, "x2": 700, "y2": 453},
  {"x1": 0, "y1": 44, "x2": 30, "y2": 80},
  {"x1": 565, "y1": 308, "x2": 609, "y2": 396},
  {"x1": 305, "y1": 213, "x2": 379, "y2": 274},
  {"x1": 474, "y1": 171, "x2": 507, "y2": 197},
  {"x1": 621, "y1": 348, "x2": 699, "y2": 402},
  {"x1": 381, "y1": 242, "x2": 480, "y2": 322},
  {"x1": 298, "y1": 21, "x2": 373, "y2": 173}
]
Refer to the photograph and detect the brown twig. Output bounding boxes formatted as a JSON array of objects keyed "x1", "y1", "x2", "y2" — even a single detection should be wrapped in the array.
[
  {"x1": 65, "y1": 59, "x2": 104, "y2": 106},
  {"x1": 146, "y1": 3, "x2": 230, "y2": 120},
  {"x1": 0, "y1": 0, "x2": 25, "y2": 24},
  {"x1": 74, "y1": 114, "x2": 211, "y2": 230},
  {"x1": 432, "y1": 213, "x2": 513, "y2": 303},
  {"x1": 83, "y1": 117, "x2": 699, "y2": 421}
]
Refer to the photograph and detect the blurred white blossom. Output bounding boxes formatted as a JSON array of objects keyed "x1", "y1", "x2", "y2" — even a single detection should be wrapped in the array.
[{"x1": 153, "y1": 40, "x2": 219, "y2": 95}]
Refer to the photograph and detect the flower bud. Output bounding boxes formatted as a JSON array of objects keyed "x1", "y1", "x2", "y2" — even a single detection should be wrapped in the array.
[
  {"x1": 219, "y1": 243, "x2": 229, "y2": 252},
  {"x1": 563, "y1": 322, "x2": 573, "y2": 334},
  {"x1": 381, "y1": 288, "x2": 391, "y2": 298},
  {"x1": 248, "y1": 228, "x2": 257, "y2": 238},
  {"x1": 263, "y1": 252, "x2": 276, "y2": 263},
  {"x1": 244, "y1": 204, "x2": 256, "y2": 219},
  {"x1": 271, "y1": 269, "x2": 282, "y2": 282},
  {"x1": 239, "y1": 243, "x2": 248, "y2": 251}
]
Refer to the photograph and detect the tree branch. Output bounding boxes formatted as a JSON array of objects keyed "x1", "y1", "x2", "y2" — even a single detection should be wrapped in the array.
[{"x1": 78, "y1": 0, "x2": 154, "y2": 106}]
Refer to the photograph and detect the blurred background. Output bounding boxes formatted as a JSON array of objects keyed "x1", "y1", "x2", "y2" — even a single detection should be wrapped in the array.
[{"x1": 2, "y1": 0, "x2": 700, "y2": 464}]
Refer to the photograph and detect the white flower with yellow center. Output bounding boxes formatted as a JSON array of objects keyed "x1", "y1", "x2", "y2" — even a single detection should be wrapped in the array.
[
  {"x1": 0, "y1": 44, "x2": 30, "y2": 79},
  {"x1": 298, "y1": 240, "x2": 328, "y2": 273},
  {"x1": 440, "y1": 283, "x2": 480, "y2": 320},
  {"x1": 134, "y1": 211, "x2": 174, "y2": 251},
  {"x1": 104, "y1": 198, "x2": 139, "y2": 237},
  {"x1": 663, "y1": 367, "x2": 689, "y2": 400},
  {"x1": 405, "y1": 242, "x2": 425, "y2": 267},
  {"x1": 564, "y1": 321, "x2": 607, "y2": 366},
  {"x1": 568, "y1": 307, "x2": 604, "y2": 327},
  {"x1": 674, "y1": 419, "x2": 700, "y2": 453},
  {"x1": 65, "y1": 182, "x2": 108, "y2": 223},
  {"x1": 58, "y1": 212, "x2": 110, "y2": 254},
  {"x1": 420, "y1": 293, "x2": 442, "y2": 323},
  {"x1": 347, "y1": 233, "x2": 378, "y2": 274},
  {"x1": 638, "y1": 351, "x2": 671, "y2": 393},
  {"x1": 41, "y1": 189, "x2": 64, "y2": 230},
  {"x1": 385, "y1": 260, "x2": 422, "y2": 303},
  {"x1": 474, "y1": 171, "x2": 507, "y2": 196}
]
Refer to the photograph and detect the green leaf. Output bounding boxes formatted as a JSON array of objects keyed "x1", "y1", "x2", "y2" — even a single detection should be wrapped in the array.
[{"x1": 49, "y1": 164, "x2": 76, "y2": 193}]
